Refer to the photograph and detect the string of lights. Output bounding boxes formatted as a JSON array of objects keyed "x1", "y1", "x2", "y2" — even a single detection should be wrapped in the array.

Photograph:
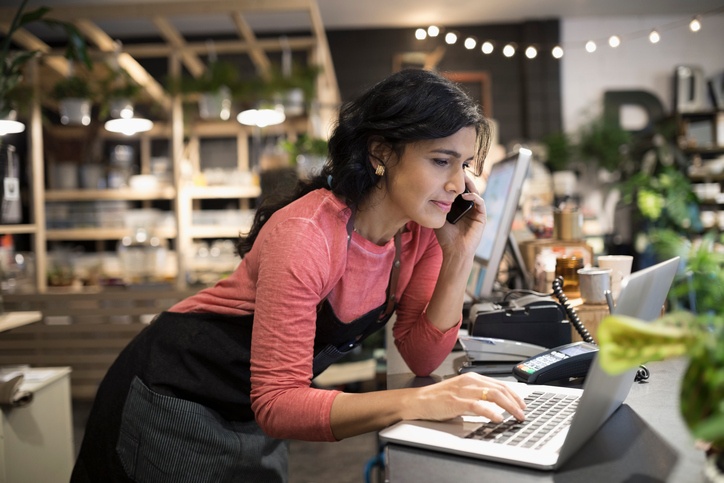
[{"x1": 414, "y1": 5, "x2": 724, "y2": 60}]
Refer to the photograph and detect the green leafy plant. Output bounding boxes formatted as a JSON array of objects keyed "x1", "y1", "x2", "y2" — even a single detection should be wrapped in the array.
[
  {"x1": 577, "y1": 114, "x2": 633, "y2": 172},
  {"x1": 542, "y1": 131, "x2": 574, "y2": 172},
  {"x1": 279, "y1": 133, "x2": 327, "y2": 163},
  {"x1": 170, "y1": 60, "x2": 241, "y2": 96},
  {"x1": 51, "y1": 74, "x2": 94, "y2": 100},
  {"x1": 620, "y1": 166, "x2": 702, "y2": 234},
  {"x1": 598, "y1": 236, "x2": 724, "y2": 471},
  {"x1": 265, "y1": 63, "x2": 321, "y2": 102},
  {"x1": 98, "y1": 68, "x2": 142, "y2": 119},
  {"x1": 100, "y1": 68, "x2": 140, "y2": 100},
  {"x1": 1, "y1": 0, "x2": 90, "y2": 115}
]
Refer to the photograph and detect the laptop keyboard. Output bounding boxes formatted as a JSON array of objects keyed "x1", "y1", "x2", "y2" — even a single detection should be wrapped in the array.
[{"x1": 465, "y1": 391, "x2": 579, "y2": 450}]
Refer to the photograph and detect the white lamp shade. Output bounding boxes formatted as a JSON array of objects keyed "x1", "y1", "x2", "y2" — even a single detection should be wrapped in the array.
[
  {"x1": 237, "y1": 106, "x2": 286, "y2": 127},
  {"x1": 0, "y1": 119, "x2": 25, "y2": 136},
  {"x1": 105, "y1": 117, "x2": 154, "y2": 136}
]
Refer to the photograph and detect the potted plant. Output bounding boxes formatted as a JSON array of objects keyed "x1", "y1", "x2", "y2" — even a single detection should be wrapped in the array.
[
  {"x1": 598, "y1": 235, "x2": 724, "y2": 480},
  {"x1": 99, "y1": 68, "x2": 141, "y2": 120},
  {"x1": 279, "y1": 133, "x2": 327, "y2": 178},
  {"x1": 577, "y1": 114, "x2": 633, "y2": 173},
  {"x1": 616, "y1": 127, "x2": 703, "y2": 266},
  {"x1": 542, "y1": 131, "x2": 574, "y2": 173},
  {"x1": 265, "y1": 63, "x2": 321, "y2": 117},
  {"x1": 1, "y1": 0, "x2": 90, "y2": 123},
  {"x1": 52, "y1": 72, "x2": 94, "y2": 126},
  {"x1": 171, "y1": 60, "x2": 240, "y2": 120}
]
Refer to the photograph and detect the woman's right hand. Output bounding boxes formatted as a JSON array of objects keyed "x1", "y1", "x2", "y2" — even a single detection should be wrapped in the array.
[{"x1": 402, "y1": 373, "x2": 527, "y2": 423}]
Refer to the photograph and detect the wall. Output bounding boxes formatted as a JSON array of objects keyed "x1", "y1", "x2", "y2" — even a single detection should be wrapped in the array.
[
  {"x1": 561, "y1": 14, "x2": 724, "y2": 132},
  {"x1": 326, "y1": 20, "x2": 561, "y2": 146}
]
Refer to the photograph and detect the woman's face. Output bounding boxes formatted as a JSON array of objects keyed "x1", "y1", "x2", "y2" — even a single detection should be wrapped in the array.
[{"x1": 383, "y1": 126, "x2": 477, "y2": 229}]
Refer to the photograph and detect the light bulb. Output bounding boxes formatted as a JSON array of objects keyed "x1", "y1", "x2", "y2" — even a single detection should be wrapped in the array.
[
  {"x1": 427, "y1": 26, "x2": 439, "y2": 37},
  {"x1": 552, "y1": 46, "x2": 564, "y2": 59},
  {"x1": 464, "y1": 37, "x2": 477, "y2": 50},
  {"x1": 415, "y1": 28, "x2": 427, "y2": 40},
  {"x1": 525, "y1": 46, "x2": 537, "y2": 59},
  {"x1": 649, "y1": 30, "x2": 660, "y2": 44},
  {"x1": 689, "y1": 17, "x2": 701, "y2": 32},
  {"x1": 481, "y1": 41, "x2": 494, "y2": 54},
  {"x1": 445, "y1": 32, "x2": 458, "y2": 44},
  {"x1": 502, "y1": 44, "x2": 516, "y2": 58},
  {"x1": 608, "y1": 35, "x2": 621, "y2": 48}
]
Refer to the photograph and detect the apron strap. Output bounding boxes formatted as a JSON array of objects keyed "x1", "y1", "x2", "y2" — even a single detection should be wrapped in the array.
[{"x1": 381, "y1": 232, "x2": 402, "y2": 319}]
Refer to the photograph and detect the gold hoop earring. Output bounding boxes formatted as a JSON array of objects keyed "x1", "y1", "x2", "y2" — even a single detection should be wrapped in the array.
[{"x1": 375, "y1": 165, "x2": 385, "y2": 177}]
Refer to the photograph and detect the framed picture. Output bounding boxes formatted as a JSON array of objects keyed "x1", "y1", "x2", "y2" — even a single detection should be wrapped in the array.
[{"x1": 442, "y1": 71, "x2": 493, "y2": 118}]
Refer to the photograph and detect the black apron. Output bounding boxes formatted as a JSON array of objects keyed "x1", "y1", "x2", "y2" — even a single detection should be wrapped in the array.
[{"x1": 72, "y1": 219, "x2": 402, "y2": 483}]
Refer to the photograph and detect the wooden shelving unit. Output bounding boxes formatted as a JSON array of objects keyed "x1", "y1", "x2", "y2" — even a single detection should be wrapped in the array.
[{"x1": 0, "y1": 0, "x2": 340, "y2": 293}]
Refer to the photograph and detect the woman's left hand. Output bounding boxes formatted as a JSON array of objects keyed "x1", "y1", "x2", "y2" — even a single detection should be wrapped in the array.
[{"x1": 434, "y1": 179, "x2": 486, "y2": 257}]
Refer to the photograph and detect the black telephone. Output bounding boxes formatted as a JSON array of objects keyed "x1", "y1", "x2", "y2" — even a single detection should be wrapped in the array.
[
  {"x1": 514, "y1": 277, "x2": 649, "y2": 385},
  {"x1": 446, "y1": 188, "x2": 474, "y2": 224},
  {"x1": 513, "y1": 277, "x2": 599, "y2": 385}
]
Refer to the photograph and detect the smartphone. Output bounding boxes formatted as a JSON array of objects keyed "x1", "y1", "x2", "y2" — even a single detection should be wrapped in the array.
[{"x1": 446, "y1": 189, "x2": 474, "y2": 224}]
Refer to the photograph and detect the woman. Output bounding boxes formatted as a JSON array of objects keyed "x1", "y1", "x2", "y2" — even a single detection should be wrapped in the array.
[{"x1": 72, "y1": 69, "x2": 526, "y2": 482}]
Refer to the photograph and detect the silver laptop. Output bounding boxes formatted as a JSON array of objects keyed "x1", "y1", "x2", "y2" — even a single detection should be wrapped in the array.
[{"x1": 379, "y1": 256, "x2": 680, "y2": 470}]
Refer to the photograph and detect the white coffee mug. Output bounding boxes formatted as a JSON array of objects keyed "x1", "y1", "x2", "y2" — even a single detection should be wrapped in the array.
[
  {"x1": 597, "y1": 255, "x2": 634, "y2": 301},
  {"x1": 577, "y1": 267, "x2": 612, "y2": 305}
]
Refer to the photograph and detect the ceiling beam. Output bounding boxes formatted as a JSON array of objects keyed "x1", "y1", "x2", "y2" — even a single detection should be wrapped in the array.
[
  {"x1": 73, "y1": 18, "x2": 172, "y2": 110},
  {"x1": 152, "y1": 16, "x2": 206, "y2": 79},
  {"x1": 0, "y1": 0, "x2": 312, "y2": 23},
  {"x1": 230, "y1": 11, "x2": 271, "y2": 80},
  {"x1": 121, "y1": 37, "x2": 316, "y2": 58}
]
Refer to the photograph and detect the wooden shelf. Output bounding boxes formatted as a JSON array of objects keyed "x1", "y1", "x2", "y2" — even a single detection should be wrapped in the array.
[
  {"x1": 190, "y1": 225, "x2": 251, "y2": 238},
  {"x1": 187, "y1": 185, "x2": 261, "y2": 199},
  {"x1": 0, "y1": 224, "x2": 37, "y2": 235},
  {"x1": 1, "y1": 0, "x2": 339, "y2": 293},
  {"x1": 45, "y1": 187, "x2": 176, "y2": 201},
  {"x1": 46, "y1": 226, "x2": 176, "y2": 241},
  {"x1": 0, "y1": 311, "x2": 43, "y2": 333}
]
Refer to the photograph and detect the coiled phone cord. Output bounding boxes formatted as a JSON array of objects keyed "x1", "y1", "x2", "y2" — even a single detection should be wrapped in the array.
[
  {"x1": 551, "y1": 276, "x2": 595, "y2": 344},
  {"x1": 551, "y1": 276, "x2": 650, "y2": 382}
]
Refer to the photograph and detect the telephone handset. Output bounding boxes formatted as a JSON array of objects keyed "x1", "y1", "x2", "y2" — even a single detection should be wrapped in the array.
[{"x1": 446, "y1": 188, "x2": 474, "y2": 224}]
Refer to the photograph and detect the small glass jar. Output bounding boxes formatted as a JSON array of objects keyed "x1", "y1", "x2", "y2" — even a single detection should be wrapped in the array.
[{"x1": 555, "y1": 256, "x2": 584, "y2": 296}]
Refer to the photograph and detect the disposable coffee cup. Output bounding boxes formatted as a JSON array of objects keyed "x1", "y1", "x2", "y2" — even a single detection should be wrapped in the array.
[
  {"x1": 577, "y1": 267, "x2": 612, "y2": 305},
  {"x1": 597, "y1": 255, "x2": 633, "y2": 301}
]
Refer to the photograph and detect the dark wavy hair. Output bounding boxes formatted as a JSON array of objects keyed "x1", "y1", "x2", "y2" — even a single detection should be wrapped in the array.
[{"x1": 237, "y1": 68, "x2": 491, "y2": 256}]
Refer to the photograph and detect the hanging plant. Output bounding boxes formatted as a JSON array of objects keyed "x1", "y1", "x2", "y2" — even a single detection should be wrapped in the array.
[
  {"x1": 51, "y1": 73, "x2": 94, "y2": 100},
  {"x1": 0, "y1": 0, "x2": 90, "y2": 116},
  {"x1": 98, "y1": 68, "x2": 142, "y2": 119}
]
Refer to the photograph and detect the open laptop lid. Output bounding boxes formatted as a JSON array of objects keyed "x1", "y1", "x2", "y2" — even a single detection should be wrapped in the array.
[
  {"x1": 379, "y1": 257, "x2": 680, "y2": 470},
  {"x1": 557, "y1": 256, "x2": 680, "y2": 466}
]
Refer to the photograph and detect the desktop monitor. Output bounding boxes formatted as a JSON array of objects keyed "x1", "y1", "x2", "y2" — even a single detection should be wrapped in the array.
[{"x1": 471, "y1": 147, "x2": 532, "y2": 300}]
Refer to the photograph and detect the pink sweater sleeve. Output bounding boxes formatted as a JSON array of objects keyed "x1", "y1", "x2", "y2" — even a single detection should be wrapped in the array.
[
  {"x1": 249, "y1": 218, "x2": 343, "y2": 441},
  {"x1": 392, "y1": 233, "x2": 461, "y2": 376}
]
